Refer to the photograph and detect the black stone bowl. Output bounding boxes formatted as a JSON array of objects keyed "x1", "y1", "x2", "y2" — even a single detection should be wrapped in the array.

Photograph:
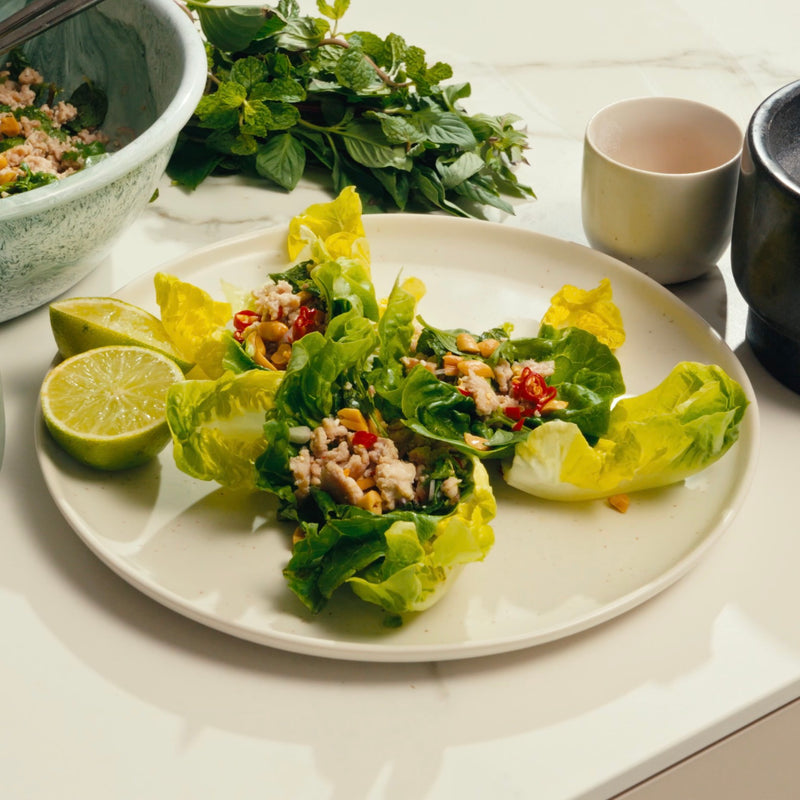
[{"x1": 732, "y1": 79, "x2": 800, "y2": 392}]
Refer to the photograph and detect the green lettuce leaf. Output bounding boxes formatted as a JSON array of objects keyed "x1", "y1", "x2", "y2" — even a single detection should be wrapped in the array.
[
  {"x1": 312, "y1": 257, "x2": 379, "y2": 323},
  {"x1": 166, "y1": 369, "x2": 283, "y2": 490},
  {"x1": 284, "y1": 458, "x2": 496, "y2": 614},
  {"x1": 503, "y1": 361, "x2": 749, "y2": 500},
  {"x1": 367, "y1": 275, "x2": 425, "y2": 412},
  {"x1": 504, "y1": 323, "x2": 626, "y2": 439}
]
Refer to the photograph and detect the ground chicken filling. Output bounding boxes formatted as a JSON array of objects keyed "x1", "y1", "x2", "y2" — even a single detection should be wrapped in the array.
[
  {"x1": 0, "y1": 66, "x2": 108, "y2": 196},
  {"x1": 232, "y1": 277, "x2": 326, "y2": 370},
  {"x1": 289, "y1": 416, "x2": 462, "y2": 515},
  {"x1": 404, "y1": 343, "x2": 566, "y2": 425}
]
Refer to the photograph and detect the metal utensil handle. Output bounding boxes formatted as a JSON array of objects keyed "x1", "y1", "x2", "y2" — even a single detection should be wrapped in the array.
[{"x1": 0, "y1": 0, "x2": 108, "y2": 54}]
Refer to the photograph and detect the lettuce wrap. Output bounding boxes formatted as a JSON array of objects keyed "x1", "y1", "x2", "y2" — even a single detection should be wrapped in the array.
[
  {"x1": 503, "y1": 361, "x2": 748, "y2": 500},
  {"x1": 374, "y1": 312, "x2": 626, "y2": 459},
  {"x1": 253, "y1": 286, "x2": 496, "y2": 616}
]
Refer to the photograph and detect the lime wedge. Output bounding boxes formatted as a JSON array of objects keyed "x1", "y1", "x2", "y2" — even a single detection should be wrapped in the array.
[
  {"x1": 40, "y1": 345, "x2": 185, "y2": 470},
  {"x1": 49, "y1": 296, "x2": 194, "y2": 373}
]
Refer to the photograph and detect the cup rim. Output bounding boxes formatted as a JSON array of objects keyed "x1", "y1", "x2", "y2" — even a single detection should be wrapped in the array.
[
  {"x1": 585, "y1": 95, "x2": 743, "y2": 177},
  {"x1": 749, "y1": 79, "x2": 800, "y2": 201}
]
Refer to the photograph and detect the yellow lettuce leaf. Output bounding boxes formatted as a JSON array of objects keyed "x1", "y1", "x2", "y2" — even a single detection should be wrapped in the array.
[
  {"x1": 286, "y1": 185, "x2": 370, "y2": 267},
  {"x1": 541, "y1": 278, "x2": 625, "y2": 349},
  {"x1": 154, "y1": 272, "x2": 232, "y2": 379}
]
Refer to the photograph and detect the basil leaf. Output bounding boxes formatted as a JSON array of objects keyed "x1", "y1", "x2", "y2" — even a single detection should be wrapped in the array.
[
  {"x1": 190, "y1": 3, "x2": 272, "y2": 53},
  {"x1": 340, "y1": 121, "x2": 412, "y2": 170},
  {"x1": 66, "y1": 81, "x2": 108, "y2": 131},
  {"x1": 413, "y1": 109, "x2": 476, "y2": 147},
  {"x1": 436, "y1": 152, "x2": 484, "y2": 189},
  {"x1": 255, "y1": 133, "x2": 306, "y2": 189}
]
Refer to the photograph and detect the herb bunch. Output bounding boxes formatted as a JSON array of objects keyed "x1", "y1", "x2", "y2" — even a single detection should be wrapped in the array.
[{"x1": 169, "y1": 0, "x2": 534, "y2": 216}]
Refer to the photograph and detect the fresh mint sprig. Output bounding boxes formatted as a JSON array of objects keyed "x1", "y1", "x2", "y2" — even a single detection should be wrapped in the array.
[{"x1": 169, "y1": 0, "x2": 535, "y2": 217}]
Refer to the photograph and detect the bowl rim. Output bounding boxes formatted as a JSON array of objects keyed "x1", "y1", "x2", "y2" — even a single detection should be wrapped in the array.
[
  {"x1": 749, "y1": 79, "x2": 800, "y2": 200},
  {"x1": 0, "y1": 0, "x2": 207, "y2": 221}
]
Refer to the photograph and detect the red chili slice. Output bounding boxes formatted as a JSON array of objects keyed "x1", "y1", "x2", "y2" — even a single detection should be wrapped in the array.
[
  {"x1": 504, "y1": 405, "x2": 537, "y2": 431},
  {"x1": 511, "y1": 367, "x2": 557, "y2": 412},
  {"x1": 232, "y1": 309, "x2": 260, "y2": 342},
  {"x1": 291, "y1": 306, "x2": 318, "y2": 341},
  {"x1": 352, "y1": 430, "x2": 378, "y2": 449}
]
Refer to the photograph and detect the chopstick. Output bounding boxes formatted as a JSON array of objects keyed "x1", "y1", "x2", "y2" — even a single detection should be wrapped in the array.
[{"x1": 0, "y1": 0, "x2": 108, "y2": 55}]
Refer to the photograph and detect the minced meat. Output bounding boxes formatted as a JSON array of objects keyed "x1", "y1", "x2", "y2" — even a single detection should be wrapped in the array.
[{"x1": 289, "y1": 416, "x2": 461, "y2": 514}]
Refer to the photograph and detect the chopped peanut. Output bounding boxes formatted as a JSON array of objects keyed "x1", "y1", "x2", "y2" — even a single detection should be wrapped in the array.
[
  {"x1": 540, "y1": 398, "x2": 569, "y2": 413},
  {"x1": 259, "y1": 320, "x2": 289, "y2": 341},
  {"x1": 246, "y1": 331, "x2": 276, "y2": 370},
  {"x1": 442, "y1": 353, "x2": 462, "y2": 376},
  {"x1": 477, "y1": 338, "x2": 500, "y2": 357},
  {"x1": 463, "y1": 432, "x2": 490, "y2": 451},
  {"x1": 270, "y1": 342, "x2": 292, "y2": 367},
  {"x1": 359, "y1": 490, "x2": 383, "y2": 514},
  {"x1": 456, "y1": 332, "x2": 480, "y2": 353},
  {"x1": 337, "y1": 407, "x2": 369, "y2": 432},
  {"x1": 607, "y1": 494, "x2": 630, "y2": 513},
  {"x1": 458, "y1": 359, "x2": 493, "y2": 379}
]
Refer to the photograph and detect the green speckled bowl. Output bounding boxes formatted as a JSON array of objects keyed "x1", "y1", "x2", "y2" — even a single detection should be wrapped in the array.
[{"x1": 0, "y1": 0, "x2": 207, "y2": 322}]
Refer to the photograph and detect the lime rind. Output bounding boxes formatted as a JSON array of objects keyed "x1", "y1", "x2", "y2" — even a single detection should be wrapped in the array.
[{"x1": 49, "y1": 296, "x2": 194, "y2": 373}]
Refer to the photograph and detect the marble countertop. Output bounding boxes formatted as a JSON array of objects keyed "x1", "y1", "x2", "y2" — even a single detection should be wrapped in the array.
[{"x1": 3, "y1": 1, "x2": 800, "y2": 798}]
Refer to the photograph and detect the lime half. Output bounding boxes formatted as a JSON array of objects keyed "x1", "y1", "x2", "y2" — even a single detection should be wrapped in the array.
[
  {"x1": 49, "y1": 296, "x2": 194, "y2": 373},
  {"x1": 40, "y1": 346, "x2": 185, "y2": 471}
]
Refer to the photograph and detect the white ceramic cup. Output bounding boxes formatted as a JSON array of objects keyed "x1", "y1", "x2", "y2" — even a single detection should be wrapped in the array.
[{"x1": 581, "y1": 96, "x2": 743, "y2": 284}]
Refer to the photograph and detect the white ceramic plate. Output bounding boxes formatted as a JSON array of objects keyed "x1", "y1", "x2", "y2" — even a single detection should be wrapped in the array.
[{"x1": 36, "y1": 215, "x2": 759, "y2": 662}]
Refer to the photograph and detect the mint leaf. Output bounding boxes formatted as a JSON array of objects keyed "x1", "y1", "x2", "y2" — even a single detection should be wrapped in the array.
[
  {"x1": 66, "y1": 81, "x2": 108, "y2": 131},
  {"x1": 276, "y1": 15, "x2": 329, "y2": 50},
  {"x1": 316, "y1": 0, "x2": 350, "y2": 20},
  {"x1": 256, "y1": 133, "x2": 306, "y2": 189},
  {"x1": 346, "y1": 31, "x2": 386, "y2": 64},
  {"x1": 230, "y1": 57, "x2": 266, "y2": 91},
  {"x1": 334, "y1": 47, "x2": 377, "y2": 92},
  {"x1": 266, "y1": 101, "x2": 301, "y2": 130},
  {"x1": 251, "y1": 77, "x2": 307, "y2": 103},
  {"x1": 366, "y1": 111, "x2": 425, "y2": 144},
  {"x1": 440, "y1": 82, "x2": 473, "y2": 111},
  {"x1": 240, "y1": 100, "x2": 274, "y2": 136},
  {"x1": 197, "y1": 82, "x2": 247, "y2": 115},
  {"x1": 385, "y1": 33, "x2": 407, "y2": 72}
]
